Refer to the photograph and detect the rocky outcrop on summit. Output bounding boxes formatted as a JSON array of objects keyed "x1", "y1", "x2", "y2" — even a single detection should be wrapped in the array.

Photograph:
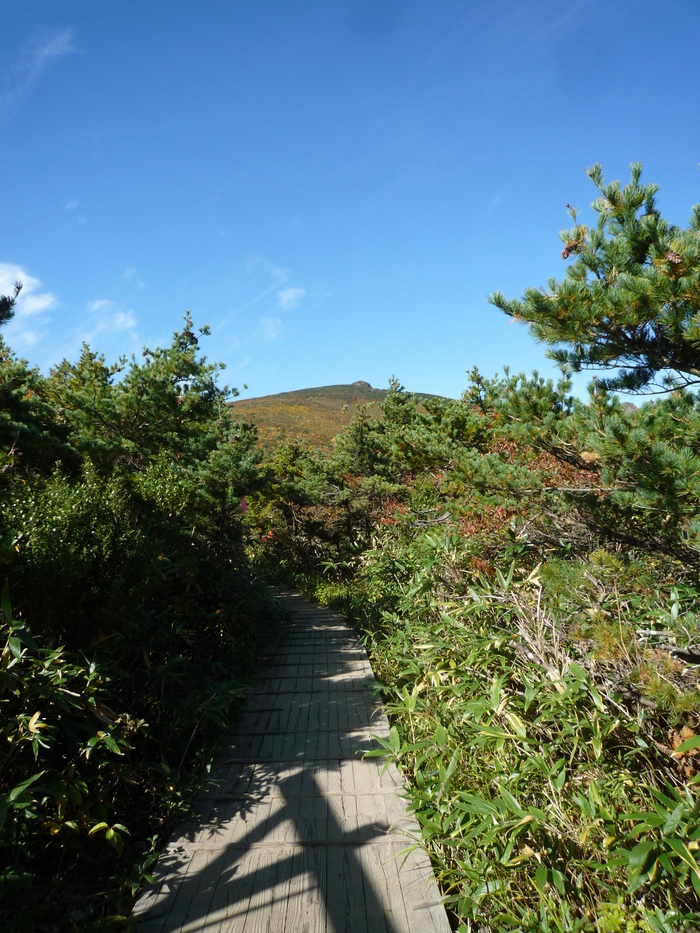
[{"x1": 352, "y1": 380, "x2": 371, "y2": 387}]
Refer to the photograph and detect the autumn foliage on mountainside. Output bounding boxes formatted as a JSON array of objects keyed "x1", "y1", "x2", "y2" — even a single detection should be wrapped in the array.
[{"x1": 230, "y1": 383, "x2": 389, "y2": 451}]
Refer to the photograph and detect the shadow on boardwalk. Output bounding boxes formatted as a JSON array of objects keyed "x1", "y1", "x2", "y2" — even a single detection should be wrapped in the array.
[{"x1": 132, "y1": 590, "x2": 450, "y2": 933}]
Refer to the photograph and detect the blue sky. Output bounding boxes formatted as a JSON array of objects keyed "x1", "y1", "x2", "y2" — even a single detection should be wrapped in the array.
[{"x1": 2, "y1": 1, "x2": 700, "y2": 400}]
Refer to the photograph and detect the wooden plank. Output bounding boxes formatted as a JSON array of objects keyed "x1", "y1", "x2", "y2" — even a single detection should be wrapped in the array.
[
  {"x1": 294, "y1": 787, "x2": 328, "y2": 844},
  {"x1": 358, "y1": 843, "x2": 405, "y2": 933},
  {"x1": 326, "y1": 790, "x2": 357, "y2": 843},
  {"x1": 240, "y1": 845, "x2": 294, "y2": 933},
  {"x1": 150, "y1": 848, "x2": 211, "y2": 933},
  {"x1": 282, "y1": 846, "x2": 327, "y2": 933},
  {"x1": 326, "y1": 844, "x2": 368, "y2": 933},
  {"x1": 388, "y1": 845, "x2": 452, "y2": 933},
  {"x1": 170, "y1": 846, "x2": 225, "y2": 933},
  {"x1": 206, "y1": 846, "x2": 260, "y2": 933}
]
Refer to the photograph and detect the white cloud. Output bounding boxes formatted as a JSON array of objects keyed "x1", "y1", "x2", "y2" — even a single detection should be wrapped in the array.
[
  {"x1": 260, "y1": 316, "x2": 283, "y2": 342},
  {"x1": 1, "y1": 29, "x2": 79, "y2": 121},
  {"x1": 0, "y1": 262, "x2": 57, "y2": 352},
  {"x1": 277, "y1": 286, "x2": 305, "y2": 310},
  {"x1": 122, "y1": 266, "x2": 146, "y2": 291},
  {"x1": 0, "y1": 263, "x2": 142, "y2": 367},
  {"x1": 55, "y1": 299, "x2": 140, "y2": 367},
  {"x1": 84, "y1": 298, "x2": 137, "y2": 337},
  {"x1": 64, "y1": 199, "x2": 86, "y2": 225},
  {"x1": 113, "y1": 309, "x2": 137, "y2": 330},
  {"x1": 211, "y1": 257, "x2": 312, "y2": 359}
]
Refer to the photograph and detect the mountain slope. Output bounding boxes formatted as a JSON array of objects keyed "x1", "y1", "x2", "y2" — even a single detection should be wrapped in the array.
[{"x1": 230, "y1": 383, "x2": 390, "y2": 449}]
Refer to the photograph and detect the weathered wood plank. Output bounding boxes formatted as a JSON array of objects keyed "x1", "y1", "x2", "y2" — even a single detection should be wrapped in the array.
[
  {"x1": 326, "y1": 844, "x2": 369, "y2": 933},
  {"x1": 282, "y1": 846, "x2": 327, "y2": 933}
]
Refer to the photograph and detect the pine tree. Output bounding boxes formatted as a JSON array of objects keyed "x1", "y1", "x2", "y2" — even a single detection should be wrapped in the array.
[
  {"x1": 489, "y1": 164, "x2": 700, "y2": 392},
  {"x1": 0, "y1": 281, "x2": 21, "y2": 328}
]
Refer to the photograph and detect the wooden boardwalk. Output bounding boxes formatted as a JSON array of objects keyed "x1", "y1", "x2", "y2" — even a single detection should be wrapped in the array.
[{"x1": 132, "y1": 590, "x2": 451, "y2": 933}]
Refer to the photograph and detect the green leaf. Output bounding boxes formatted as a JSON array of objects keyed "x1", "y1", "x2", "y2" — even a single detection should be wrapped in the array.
[
  {"x1": 589, "y1": 684, "x2": 605, "y2": 712},
  {"x1": 692, "y1": 867, "x2": 700, "y2": 897},
  {"x1": 472, "y1": 878, "x2": 503, "y2": 899},
  {"x1": 674, "y1": 735, "x2": 700, "y2": 755},
  {"x1": 435, "y1": 724, "x2": 446, "y2": 748},
  {"x1": 8, "y1": 770, "x2": 45, "y2": 803},
  {"x1": 105, "y1": 827, "x2": 124, "y2": 855},
  {"x1": 454, "y1": 793, "x2": 498, "y2": 816},
  {"x1": 534, "y1": 864, "x2": 547, "y2": 894},
  {"x1": 567, "y1": 661, "x2": 587, "y2": 682},
  {"x1": 14, "y1": 628, "x2": 37, "y2": 650},
  {"x1": 444, "y1": 748, "x2": 459, "y2": 782},
  {"x1": 662, "y1": 803, "x2": 684, "y2": 837},
  {"x1": 551, "y1": 867, "x2": 565, "y2": 895},
  {"x1": 505, "y1": 711, "x2": 527, "y2": 738},
  {"x1": 490, "y1": 676, "x2": 501, "y2": 711},
  {"x1": 499, "y1": 786, "x2": 525, "y2": 817},
  {"x1": 666, "y1": 837, "x2": 700, "y2": 874},
  {"x1": 7, "y1": 636, "x2": 22, "y2": 659},
  {"x1": 103, "y1": 733, "x2": 122, "y2": 755},
  {"x1": 628, "y1": 840, "x2": 657, "y2": 875},
  {"x1": 389, "y1": 725, "x2": 400, "y2": 754}
]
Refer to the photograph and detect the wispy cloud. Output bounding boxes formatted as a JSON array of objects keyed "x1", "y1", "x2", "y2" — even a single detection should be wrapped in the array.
[
  {"x1": 64, "y1": 199, "x2": 86, "y2": 226},
  {"x1": 214, "y1": 257, "x2": 294, "y2": 332},
  {"x1": 0, "y1": 262, "x2": 142, "y2": 367},
  {"x1": 87, "y1": 299, "x2": 110, "y2": 312},
  {"x1": 1, "y1": 29, "x2": 79, "y2": 122},
  {"x1": 277, "y1": 286, "x2": 305, "y2": 310},
  {"x1": 487, "y1": 188, "x2": 508, "y2": 215},
  {"x1": 210, "y1": 256, "x2": 319, "y2": 367},
  {"x1": 123, "y1": 266, "x2": 146, "y2": 291},
  {"x1": 46, "y1": 298, "x2": 140, "y2": 367},
  {"x1": 0, "y1": 263, "x2": 57, "y2": 353},
  {"x1": 259, "y1": 316, "x2": 283, "y2": 342},
  {"x1": 84, "y1": 298, "x2": 138, "y2": 338}
]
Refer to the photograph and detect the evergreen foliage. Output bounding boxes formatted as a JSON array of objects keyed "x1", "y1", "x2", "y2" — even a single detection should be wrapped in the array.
[
  {"x1": 490, "y1": 164, "x2": 700, "y2": 392},
  {"x1": 0, "y1": 282, "x2": 20, "y2": 330}
]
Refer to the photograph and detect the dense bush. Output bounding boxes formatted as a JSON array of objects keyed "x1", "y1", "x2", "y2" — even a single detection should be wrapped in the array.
[{"x1": 0, "y1": 312, "x2": 273, "y2": 929}]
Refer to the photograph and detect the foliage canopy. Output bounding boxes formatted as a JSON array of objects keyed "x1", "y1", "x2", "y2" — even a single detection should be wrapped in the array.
[{"x1": 490, "y1": 163, "x2": 700, "y2": 392}]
